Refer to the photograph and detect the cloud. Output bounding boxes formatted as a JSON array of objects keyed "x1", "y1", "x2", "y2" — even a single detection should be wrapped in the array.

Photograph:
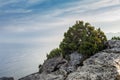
[
  {"x1": 0, "y1": 0, "x2": 120, "y2": 33},
  {"x1": 0, "y1": 18, "x2": 69, "y2": 33},
  {"x1": 27, "y1": 0, "x2": 44, "y2": 4},
  {"x1": 48, "y1": 0, "x2": 120, "y2": 22},
  {"x1": 0, "y1": 34, "x2": 62, "y2": 45},
  {"x1": 0, "y1": 9, "x2": 32, "y2": 14},
  {"x1": 0, "y1": 0, "x2": 19, "y2": 7}
]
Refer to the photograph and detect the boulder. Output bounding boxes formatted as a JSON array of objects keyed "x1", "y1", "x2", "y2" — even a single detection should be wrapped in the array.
[
  {"x1": 64, "y1": 52, "x2": 85, "y2": 73},
  {"x1": 69, "y1": 52, "x2": 84, "y2": 66},
  {"x1": 41, "y1": 57, "x2": 67, "y2": 73},
  {"x1": 66, "y1": 48, "x2": 120, "y2": 80},
  {"x1": 106, "y1": 40, "x2": 120, "y2": 48},
  {"x1": 0, "y1": 77, "x2": 14, "y2": 80}
]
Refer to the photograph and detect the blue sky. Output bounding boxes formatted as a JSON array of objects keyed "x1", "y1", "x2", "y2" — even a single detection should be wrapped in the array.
[{"x1": 0, "y1": 0, "x2": 120, "y2": 58}]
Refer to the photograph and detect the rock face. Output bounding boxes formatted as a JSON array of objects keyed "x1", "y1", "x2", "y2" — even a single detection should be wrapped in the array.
[
  {"x1": 66, "y1": 40, "x2": 120, "y2": 80},
  {"x1": 19, "y1": 40, "x2": 120, "y2": 80},
  {"x1": 106, "y1": 40, "x2": 120, "y2": 48},
  {"x1": 66, "y1": 52, "x2": 120, "y2": 80},
  {"x1": 19, "y1": 73, "x2": 64, "y2": 80},
  {"x1": 0, "y1": 77, "x2": 14, "y2": 80},
  {"x1": 69, "y1": 52, "x2": 83, "y2": 66},
  {"x1": 62, "y1": 52, "x2": 85, "y2": 74},
  {"x1": 40, "y1": 57, "x2": 67, "y2": 73},
  {"x1": 19, "y1": 52, "x2": 84, "y2": 80}
]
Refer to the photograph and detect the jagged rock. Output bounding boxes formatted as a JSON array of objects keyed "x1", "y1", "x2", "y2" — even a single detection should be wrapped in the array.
[
  {"x1": 69, "y1": 52, "x2": 84, "y2": 66},
  {"x1": 66, "y1": 49, "x2": 120, "y2": 80},
  {"x1": 103, "y1": 48, "x2": 120, "y2": 53},
  {"x1": 41, "y1": 57, "x2": 67, "y2": 73},
  {"x1": 106, "y1": 40, "x2": 120, "y2": 48},
  {"x1": 40, "y1": 52, "x2": 85, "y2": 75},
  {"x1": 19, "y1": 52, "x2": 85, "y2": 80},
  {"x1": 0, "y1": 77, "x2": 14, "y2": 80},
  {"x1": 19, "y1": 73, "x2": 64, "y2": 80},
  {"x1": 61, "y1": 52, "x2": 84, "y2": 73}
]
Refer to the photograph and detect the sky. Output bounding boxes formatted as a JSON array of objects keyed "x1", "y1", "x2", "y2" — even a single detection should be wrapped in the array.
[{"x1": 0, "y1": 0, "x2": 120, "y2": 58}]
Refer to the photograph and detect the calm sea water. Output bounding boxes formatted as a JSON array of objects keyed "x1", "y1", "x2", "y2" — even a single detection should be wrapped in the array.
[{"x1": 0, "y1": 43, "x2": 55, "y2": 80}]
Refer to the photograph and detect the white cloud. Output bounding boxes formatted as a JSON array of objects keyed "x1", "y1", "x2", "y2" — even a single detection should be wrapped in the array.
[
  {"x1": 0, "y1": 35, "x2": 62, "y2": 45},
  {"x1": 42, "y1": 0, "x2": 120, "y2": 23},
  {"x1": 1, "y1": 0, "x2": 120, "y2": 33},
  {"x1": 0, "y1": 9, "x2": 32, "y2": 14},
  {"x1": 0, "y1": 0, "x2": 20, "y2": 7},
  {"x1": 84, "y1": 0, "x2": 120, "y2": 10},
  {"x1": 2, "y1": 19, "x2": 68, "y2": 33},
  {"x1": 48, "y1": 0, "x2": 119, "y2": 16},
  {"x1": 27, "y1": 0, "x2": 44, "y2": 4}
]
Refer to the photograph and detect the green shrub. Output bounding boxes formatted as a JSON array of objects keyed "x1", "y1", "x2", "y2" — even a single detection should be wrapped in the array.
[
  {"x1": 78, "y1": 41, "x2": 98, "y2": 56},
  {"x1": 46, "y1": 48, "x2": 62, "y2": 59},
  {"x1": 47, "y1": 21, "x2": 107, "y2": 59},
  {"x1": 111, "y1": 36, "x2": 120, "y2": 40},
  {"x1": 59, "y1": 21, "x2": 107, "y2": 56}
]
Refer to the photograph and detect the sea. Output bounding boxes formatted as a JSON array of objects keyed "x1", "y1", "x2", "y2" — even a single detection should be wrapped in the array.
[{"x1": 0, "y1": 42, "x2": 56, "y2": 80}]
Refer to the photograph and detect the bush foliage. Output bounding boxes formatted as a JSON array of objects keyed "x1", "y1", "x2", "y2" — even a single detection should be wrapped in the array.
[
  {"x1": 47, "y1": 48, "x2": 62, "y2": 59},
  {"x1": 111, "y1": 36, "x2": 120, "y2": 40},
  {"x1": 47, "y1": 21, "x2": 107, "y2": 59}
]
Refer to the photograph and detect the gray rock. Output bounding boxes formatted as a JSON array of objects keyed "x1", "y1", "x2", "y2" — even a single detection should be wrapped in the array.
[
  {"x1": 58, "y1": 52, "x2": 85, "y2": 74},
  {"x1": 19, "y1": 73, "x2": 64, "y2": 80},
  {"x1": 41, "y1": 57, "x2": 67, "y2": 73},
  {"x1": 66, "y1": 49, "x2": 120, "y2": 80},
  {"x1": 19, "y1": 52, "x2": 85, "y2": 80},
  {"x1": 66, "y1": 52, "x2": 84, "y2": 73},
  {"x1": 103, "y1": 48, "x2": 120, "y2": 53},
  {"x1": 69, "y1": 52, "x2": 83, "y2": 66},
  {"x1": 0, "y1": 77, "x2": 14, "y2": 80},
  {"x1": 106, "y1": 40, "x2": 120, "y2": 48}
]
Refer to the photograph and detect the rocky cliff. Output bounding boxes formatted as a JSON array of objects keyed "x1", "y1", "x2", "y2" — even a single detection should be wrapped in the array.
[{"x1": 18, "y1": 40, "x2": 120, "y2": 80}]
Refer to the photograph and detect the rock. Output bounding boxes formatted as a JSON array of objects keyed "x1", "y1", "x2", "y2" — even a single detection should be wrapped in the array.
[
  {"x1": 40, "y1": 57, "x2": 67, "y2": 73},
  {"x1": 64, "y1": 52, "x2": 85, "y2": 73},
  {"x1": 0, "y1": 77, "x2": 14, "y2": 80},
  {"x1": 103, "y1": 48, "x2": 120, "y2": 53},
  {"x1": 69, "y1": 52, "x2": 84, "y2": 66},
  {"x1": 40, "y1": 52, "x2": 85, "y2": 74},
  {"x1": 66, "y1": 44, "x2": 120, "y2": 80},
  {"x1": 106, "y1": 40, "x2": 120, "y2": 48},
  {"x1": 116, "y1": 75, "x2": 120, "y2": 80},
  {"x1": 19, "y1": 52, "x2": 85, "y2": 80},
  {"x1": 19, "y1": 73, "x2": 64, "y2": 80}
]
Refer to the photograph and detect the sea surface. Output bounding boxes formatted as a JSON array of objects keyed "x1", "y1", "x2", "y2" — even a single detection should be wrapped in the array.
[{"x1": 0, "y1": 43, "x2": 57, "y2": 80}]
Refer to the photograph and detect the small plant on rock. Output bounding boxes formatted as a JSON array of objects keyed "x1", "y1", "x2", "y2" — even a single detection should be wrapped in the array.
[
  {"x1": 46, "y1": 48, "x2": 62, "y2": 59},
  {"x1": 111, "y1": 36, "x2": 120, "y2": 40}
]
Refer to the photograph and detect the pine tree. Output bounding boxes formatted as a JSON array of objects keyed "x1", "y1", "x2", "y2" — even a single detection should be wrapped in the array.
[
  {"x1": 47, "y1": 21, "x2": 107, "y2": 59},
  {"x1": 60, "y1": 21, "x2": 107, "y2": 56}
]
